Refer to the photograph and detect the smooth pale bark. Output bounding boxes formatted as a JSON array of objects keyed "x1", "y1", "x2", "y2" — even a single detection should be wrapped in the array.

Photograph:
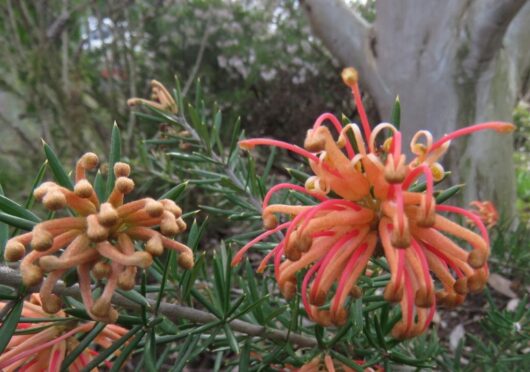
[{"x1": 302, "y1": 0, "x2": 530, "y2": 221}]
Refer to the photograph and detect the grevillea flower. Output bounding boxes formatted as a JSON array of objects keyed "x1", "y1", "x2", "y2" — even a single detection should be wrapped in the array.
[
  {"x1": 4, "y1": 153, "x2": 193, "y2": 322},
  {"x1": 0, "y1": 294, "x2": 128, "y2": 371},
  {"x1": 127, "y1": 80, "x2": 178, "y2": 113},
  {"x1": 291, "y1": 354, "x2": 379, "y2": 372},
  {"x1": 232, "y1": 68, "x2": 514, "y2": 338},
  {"x1": 469, "y1": 201, "x2": 499, "y2": 229}
]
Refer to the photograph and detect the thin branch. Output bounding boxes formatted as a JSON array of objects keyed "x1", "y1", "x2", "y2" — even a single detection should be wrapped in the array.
[
  {"x1": 0, "y1": 266, "x2": 317, "y2": 348},
  {"x1": 462, "y1": 0, "x2": 527, "y2": 78},
  {"x1": 182, "y1": 27, "x2": 211, "y2": 97}
]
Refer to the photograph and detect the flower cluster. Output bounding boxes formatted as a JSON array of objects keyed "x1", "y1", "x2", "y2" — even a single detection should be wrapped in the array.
[
  {"x1": 4, "y1": 153, "x2": 193, "y2": 322},
  {"x1": 470, "y1": 200, "x2": 499, "y2": 229},
  {"x1": 291, "y1": 354, "x2": 379, "y2": 372},
  {"x1": 127, "y1": 80, "x2": 178, "y2": 113},
  {"x1": 233, "y1": 68, "x2": 514, "y2": 338},
  {"x1": 0, "y1": 294, "x2": 128, "y2": 371}
]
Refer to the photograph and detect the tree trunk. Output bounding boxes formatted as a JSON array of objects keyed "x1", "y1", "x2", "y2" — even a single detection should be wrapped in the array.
[{"x1": 302, "y1": 0, "x2": 530, "y2": 221}]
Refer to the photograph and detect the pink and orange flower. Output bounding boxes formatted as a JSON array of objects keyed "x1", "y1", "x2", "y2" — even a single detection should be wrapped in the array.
[
  {"x1": 0, "y1": 294, "x2": 128, "y2": 371},
  {"x1": 4, "y1": 153, "x2": 193, "y2": 322},
  {"x1": 232, "y1": 68, "x2": 514, "y2": 338}
]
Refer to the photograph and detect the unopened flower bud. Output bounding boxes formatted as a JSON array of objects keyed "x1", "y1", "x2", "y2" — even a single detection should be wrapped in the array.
[
  {"x1": 31, "y1": 228, "x2": 54, "y2": 251},
  {"x1": 41, "y1": 294, "x2": 62, "y2": 314},
  {"x1": 132, "y1": 251, "x2": 153, "y2": 269},
  {"x1": 43, "y1": 190, "x2": 67, "y2": 210},
  {"x1": 118, "y1": 268, "x2": 137, "y2": 290},
  {"x1": 160, "y1": 211, "x2": 179, "y2": 236},
  {"x1": 116, "y1": 177, "x2": 135, "y2": 194},
  {"x1": 114, "y1": 162, "x2": 131, "y2": 177},
  {"x1": 146, "y1": 235, "x2": 164, "y2": 256},
  {"x1": 87, "y1": 215, "x2": 109, "y2": 242},
  {"x1": 97, "y1": 203, "x2": 119, "y2": 227},
  {"x1": 160, "y1": 199, "x2": 182, "y2": 217},
  {"x1": 91, "y1": 298, "x2": 111, "y2": 318},
  {"x1": 4, "y1": 240, "x2": 25, "y2": 261},
  {"x1": 80, "y1": 152, "x2": 99, "y2": 170},
  {"x1": 178, "y1": 252, "x2": 194, "y2": 270},
  {"x1": 74, "y1": 179, "x2": 94, "y2": 198},
  {"x1": 21, "y1": 265, "x2": 44, "y2": 287},
  {"x1": 92, "y1": 261, "x2": 111, "y2": 280},
  {"x1": 145, "y1": 200, "x2": 164, "y2": 217}
]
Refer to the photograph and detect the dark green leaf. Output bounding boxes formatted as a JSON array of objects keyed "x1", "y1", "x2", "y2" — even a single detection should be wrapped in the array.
[
  {"x1": 0, "y1": 195, "x2": 40, "y2": 223},
  {"x1": 43, "y1": 141, "x2": 73, "y2": 190},
  {"x1": 391, "y1": 96, "x2": 401, "y2": 130},
  {"x1": 0, "y1": 299, "x2": 23, "y2": 355},
  {"x1": 61, "y1": 322, "x2": 106, "y2": 371},
  {"x1": 158, "y1": 182, "x2": 188, "y2": 201},
  {"x1": 106, "y1": 123, "x2": 121, "y2": 197},
  {"x1": 0, "y1": 212, "x2": 36, "y2": 231}
]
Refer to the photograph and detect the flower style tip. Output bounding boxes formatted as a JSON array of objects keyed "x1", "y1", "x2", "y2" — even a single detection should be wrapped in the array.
[
  {"x1": 5, "y1": 152, "x2": 194, "y2": 322},
  {"x1": 128, "y1": 80, "x2": 178, "y2": 114},
  {"x1": 234, "y1": 69, "x2": 509, "y2": 339}
]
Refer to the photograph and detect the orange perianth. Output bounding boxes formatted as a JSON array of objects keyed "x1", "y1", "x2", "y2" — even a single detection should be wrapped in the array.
[
  {"x1": 160, "y1": 235, "x2": 193, "y2": 255},
  {"x1": 125, "y1": 226, "x2": 156, "y2": 241},
  {"x1": 40, "y1": 248, "x2": 98, "y2": 272},
  {"x1": 0, "y1": 326, "x2": 61, "y2": 366},
  {"x1": 330, "y1": 233, "x2": 377, "y2": 316},
  {"x1": 54, "y1": 187, "x2": 97, "y2": 215},
  {"x1": 11, "y1": 232, "x2": 33, "y2": 246},
  {"x1": 96, "y1": 242, "x2": 152, "y2": 269},
  {"x1": 117, "y1": 233, "x2": 135, "y2": 254},
  {"x1": 263, "y1": 205, "x2": 308, "y2": 218},
  {"x1": 362, "y1": 155, "x2": 390, "y2": 199},
  {"x1": 423, "y1": 250, "x2": 457, "y2": 290},
  {"x1": 412, "y1": 227, "x2": 469, "y2": 263},
  {"x1": 378, "y1": 218, "x2": 400, "y2": 279},
  {"x1": 313, "y1": 229, "x2": 370, "y2": 297},
  {"x1": 117, "y1": 198, "x2": 150, "y2": 216},
  {"x1": 402, "y1": 192, "x2": 424, "y2": 205},
  {"x1": 37, "y1": 217, "x2": 86, "y2": 235},
  {"x1": 39, "y1": 270, "x2": 64, "y2": 314},
  {"x1": 302, "y1": 209, "x2": 374, "y2": 236},
  {"x1": 22, "y1": 230, "x2": 80, "y2": 267},
  {"x1": 325, "y1": 169, "x2": 371, "y2": 201},
  {"x1": 324, "y1": 355, "x2": 336, "y2": 372},
  {"x1": 278, "y1": 238, "x2": 335, "y2": 285},
  {"x1": 433, "y1": 214, "x2": 489, "y2": 266},
  {"x1": 107, "y1": 188, "x2": 124, "y2": 207}
]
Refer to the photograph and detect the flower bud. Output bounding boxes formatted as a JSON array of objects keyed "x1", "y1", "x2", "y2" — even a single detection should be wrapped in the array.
[
  {"x1": 41, "y1": 294, "x2": 62, "y2": 314},
  {"x1": 87, "y1": 215, "x2": 109, "y2": 242},
  {"x1": 341, "y1": 67, "x2": 358, "y2": 87},
  {"x1": 116, "y1": 177, "x2": 135, "y2": 194},
  {"x1": 31, "y1": 228, "x2": 54, "y2": 251},
  {"x1": 80, "y1": 152, "x2": 99, "y2": 170},
  {"x1": 21, "y1": 265, "x2": 44, "y2": 287},
  {"x1": 74, "y1": 179, "x2": 94, "y2": 198},
  {"x1": 114, "y1": 162, "x2": 131, "y2": 177},
  {"x1": 146, "y1": 235, "x2": 164, "y2": 256},
  {"x1": 145, "y1": 200, "x2": 164, "y2": 217},
  {"x1": 92, "y1": 261, "x2": 111, "y2": 280},
  {"x1": 43, "y1": 190, "x2": 67, "y2": 210},
  {"x1": 178, "y1": 252, "x2": 194, "y2": 270},
  {"x1": 97, "y1": 202, "x2": 119, "y2": 227},
  {"x1": 4, "y1": 240, "x2": 25, "y2": 261}
]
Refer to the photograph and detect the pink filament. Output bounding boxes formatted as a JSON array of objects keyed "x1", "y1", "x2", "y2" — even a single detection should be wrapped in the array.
[
  {"x1": 331, "y1": 242, "x2": 368, "y2": 313},
  {"x1": 302, "y1": 261, "x2": 322, "y2": 317},
  {"x1": 429, "y1": 122, "x2": 512, "y2": 152},
  {"x1": 402, "y1": 164, "x2": 434, "y2": 203},
  {"x1": 232, "y1": 222, "x2": 291, "y2": 266},
  {"x1": 403, "y1": 270, "x2": 414, "y2": 333},
  {"x1": 262, "y1": 183, "x2": 327, "y2": 209},
  {"x1": 392, "y1": 131, "x2": 402, "y2": 159},
  {"x1": 424, "y1": 242, "x2": 464, "y2": 278},
  {"x1": 351, "y1": 84, "x2": 372, "y2": 141},
  {"x1": 274, "y1": 243, "x2": 285, "y2": 282},
  {"x1": 394, "y1": 186, "x2": 406, "y2": 235},
  {"x1": 435, "y1": 204, "x2": 489, "y2": 245},
  {"x1": 313, "y1": 113, "x2": 355, "y2": 159}
]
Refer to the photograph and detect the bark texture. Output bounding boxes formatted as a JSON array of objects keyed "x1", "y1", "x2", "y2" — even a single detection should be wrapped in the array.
[{"x1": 302, "y1": 0, "x2": 530, "y2": 220}]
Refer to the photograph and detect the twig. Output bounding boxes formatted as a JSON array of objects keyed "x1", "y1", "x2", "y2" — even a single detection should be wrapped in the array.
[
  {"x1": 182, "y1": 27, "x2": 211, "y2": 97},
  {"x1": 0, "y1": 266, "x2": 317, "y2": 348}
]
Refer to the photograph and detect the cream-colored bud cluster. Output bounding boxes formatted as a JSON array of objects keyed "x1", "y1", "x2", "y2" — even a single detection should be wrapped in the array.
[
  {"x1": 4, "y1": 153, "x2": 193, "y2": 322},
  {"x1": 127, "y1": 80, "x2": 178, "y2": 114}
]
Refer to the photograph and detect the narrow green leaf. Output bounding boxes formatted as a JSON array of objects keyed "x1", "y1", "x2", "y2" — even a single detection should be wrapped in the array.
[
  {"x1": 155, "y1": 250, "x2": 173, "y2": 314},
  {"x1": 43, "y1": 141, "x2": 73, "y2": 189},
  {"x1": 390, "y1": 96, "x2": 401, "y2": 130},
  {"x1": 158, "y1": 182, "x2": 188, "y2": 201},
  {"x1": 115, "y1": 288, "x2": 151, "y2": 310},
  {"x1": 0, "y1": 212, "x2": 36, "y2": 231},
  {"x1": 239, "y1": 340, "x2": 251, "y2": 370},
  {"x1": 25, "y1": 161, "x2": 48, "y2": 210},
  {"x1": 144, "y1": 329, "x2": 157, "y2": 372},
  {"x1": 245, "y1": 260, "x2": 265, "y2": 323},
  {"x1": 0, "y1": 186, "x2": 8, "y2": 259},
  {"x1": 60, "y1": 322, "x2": 106, "y2": 371},
  {"x1": 93, "y1": 170, "x2": 106, "y2": 202},
  {"x1": 0, "y1": 196, "x2": 39, "y2": 224},
  {"x1": 106, "y1": 123, "x2": 121, "y2": 197},
  {"x1": 436, "y1": 184, "x2": 465, "y2": 204},
  {"x1": 171, "y1": 334, "x2": 200, "y2": 372},
  {"x1": 107, "y1": 327, "x2": 145, "y2": 372},
  {"x1": 223, "y1": 323, "x2": 240, "y2": 354},
  {"x1": 330, "y1": 351, "x2": 364, "y2": 372},
  {"x1": 0, "y1": 299, "x2": 23, "y2": 355},
  {"x1": 286, "y1": 168, "x2": 310, "y2": 184}
]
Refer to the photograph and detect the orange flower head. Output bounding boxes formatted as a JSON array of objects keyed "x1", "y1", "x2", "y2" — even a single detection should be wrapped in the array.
[
  {"x1": 469, "y1": 200, "x2": 499, "y2": 229},
  {"x1": 127, "y1": 80, "x2": 178, "y2": 113},
  {"x1": 4, "y1": 153, "x2": 193, "y2": 322},
  {"x1": 232, "y1": 68, "x2": 514, "y2": 338},
  {"x1": 0, "y1": 294, "x2": 128, "y2": 371}
]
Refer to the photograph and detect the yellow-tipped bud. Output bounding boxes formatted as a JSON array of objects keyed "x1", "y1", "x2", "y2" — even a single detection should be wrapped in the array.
[
  {"x1": 97, "y1": 202, "x2": 119, "y2": 227},
  {"x1": 31, "y1": 229, "x2": 54, "y2": 251},
  {"x1": 430, "y1": 163, "x2": 445, "y2": 182},
  {"x1": 21, "y1": 265, "x2": 44, "y2": 287},
  {"x1": 43, "y1": 190, "x2": 67, "y2": 210},
  {"x1": 114, "y1": 162, "x2": 131, "y2": 177},
  {"x1": 115, "y1": 177, "x2": 135, "y2": 194},
  {"x1": 146, "y1": 235, "x2": 164, "y2": 256},
  {"x1": 341, "y1": 67, "x2": 358, "y2": 87},
  {"x1": 468, "y1": 250, "x2": 487, "y2": 268},
  {"x1": 145, "y1": 200, "x2": 164, "y2": 217},
  {"x1": 86, "y1": 215, "x2": 109, "y2": 242},
  {"x1": 80, "y1": 152, "x2": 99, "y2": 170},
  {"x1": 382, "y1": 137, "x2": 393, "y2": 152},
  {"x1": 92, "y1": 261, "x2": 111, "y2": 280},
  {"x1": 178, "y1": 252, "x2": 194, "y2": 269},
  {"x1": 4, "y1": 240, "x2": 25, "y2": 261},
  {"x1": 74, "y1": 179, "x2": 94, "y2": 198}
]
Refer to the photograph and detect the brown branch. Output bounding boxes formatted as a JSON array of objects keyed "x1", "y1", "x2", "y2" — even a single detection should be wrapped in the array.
[{"x1": 0, "y1": 266, "x2": 317, "y2": 348}]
